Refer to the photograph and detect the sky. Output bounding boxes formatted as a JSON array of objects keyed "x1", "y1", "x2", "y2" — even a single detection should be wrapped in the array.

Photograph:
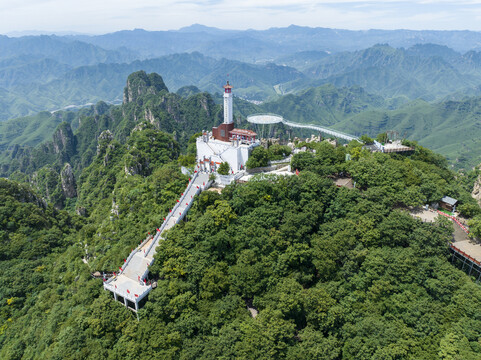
[{"x1": 1, "y1": 0, "x2": 481, "y2": 35}]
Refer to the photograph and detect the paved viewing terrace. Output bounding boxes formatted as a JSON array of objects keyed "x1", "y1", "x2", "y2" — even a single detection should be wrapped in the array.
[{"x1": 103, "y1": 171, "x2": 211, "y2": 311}]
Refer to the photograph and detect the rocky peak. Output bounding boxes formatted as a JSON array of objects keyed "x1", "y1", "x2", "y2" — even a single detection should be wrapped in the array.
[
  {"x1": 52, "y1": 122, "x2": 76, "y2": 158},
  {"x1": 94, "y1": 101, "x2": 110, "y2": 116},
  {"x1": 123, "y1": 71, "x2": 169, "y2": 104},
  {"x1": 96, "y1": 130, "x2": 114, "y2": 155},
  {"x1": 60, "y1": 163, "x2": 77, "y2": 198},
  {"x1": 472, "y1": 173, "x2": 481, "y2": 205}
]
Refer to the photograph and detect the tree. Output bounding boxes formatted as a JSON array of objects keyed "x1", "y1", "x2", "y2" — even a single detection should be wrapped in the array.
[
  {"x1": 217, "y1": 162, "x2": 230, "y2": 175},
  {"x1": 360, "y1": 134, "x2": 374, "y2": 144},
  {"x1": 246, "y1": 146, "x2": 269, "y2": 169},
  {"x1": 376, "y1": 132, "x2": 388, "y2": 143}
]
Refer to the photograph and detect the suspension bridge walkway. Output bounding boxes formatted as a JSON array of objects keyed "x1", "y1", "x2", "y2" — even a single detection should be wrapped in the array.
[
  {"x1": 246, "y1": 113, "x2": 360, "y2": 142},
  {"x1": 103, "y1": 170, "x2": 211, "y2": 312},
  {"x1": 435, "y1": 210, "x2": 481, "y2": 280}
]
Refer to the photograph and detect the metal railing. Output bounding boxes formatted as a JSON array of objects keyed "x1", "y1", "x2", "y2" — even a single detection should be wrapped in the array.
[
  {"x1": 246, "y1": 113, "x2": 360, "y2": 142},
  {"x1": 104, "y1": 170, "x2": 212, "y2": 308},
  {"x1": 143, "y1": 171, "x2": 200, "y2": 258}
]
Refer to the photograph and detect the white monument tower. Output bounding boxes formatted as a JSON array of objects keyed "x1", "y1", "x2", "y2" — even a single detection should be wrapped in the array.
[
  {"x1": 223, "y1": 81, "x2": 233, "y2": 124},
  {"x1": 196, "y1": 80, "x2": 259, "y2": 174}
]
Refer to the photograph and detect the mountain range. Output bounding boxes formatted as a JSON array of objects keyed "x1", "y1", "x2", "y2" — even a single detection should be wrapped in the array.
[
  {"x1": 70, "y1": 25, "x2": 481, "y2": 61},
  {"x1": 2, "y1": 26, "x2": 481, "y2": 121},
  {"x1": 3, "y1": 26, "x2": 481, "y2": 168},
  {"x1": 4, "y1": 42, "x2": 481, "y2": 121}
]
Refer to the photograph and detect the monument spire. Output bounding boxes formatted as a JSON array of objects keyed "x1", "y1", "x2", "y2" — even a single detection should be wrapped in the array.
[{"x1": 223, "y1": 80, "x2": 233, "y2": 124}]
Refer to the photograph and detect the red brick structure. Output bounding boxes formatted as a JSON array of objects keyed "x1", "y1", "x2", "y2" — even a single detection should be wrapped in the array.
[
  {"x1": 212, "y1": 124, "x2": 257, "y2": 143},
  {"x1": 212, "y1": 122, "x2": 235, "y2": 142}
]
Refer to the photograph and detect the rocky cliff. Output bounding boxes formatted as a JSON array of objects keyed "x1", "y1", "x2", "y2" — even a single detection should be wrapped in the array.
[
  {"x1": 123, "y1": 70, "x2": 169, "y2": 104},
  {"x1": 472, "y1": 173, "x2": 481, "y2": 205},
  {"x1": 52, "y1": 122, "x2": 76, "y2": 158},
  {"x1": 60, "y1": 163, "x2": 77, "y2": 198}
]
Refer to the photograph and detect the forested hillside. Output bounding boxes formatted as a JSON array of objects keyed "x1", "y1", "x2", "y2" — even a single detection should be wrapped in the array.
[
  {"x1": 0, "y1": 72, "x2": 222, "y2": 209},
  {"x1": 2, "y1": 112, "x2": 481, "y2": 358},
  {"x1": 235, "y1": 85, "x2": 481, "y2": 169},
  {"x1": 283, "y1": 44, "x2": 481, "y2": 101}
]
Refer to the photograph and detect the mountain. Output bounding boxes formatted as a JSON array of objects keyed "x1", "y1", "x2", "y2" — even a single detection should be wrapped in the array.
[
  {"x1": 285, "y1": 44, "x2": 481, "y2": 101},
  {"x1": 4, "y1": 34, "x2": 481, "y2": 122},
  {"x1": 1, "y1": 70, "x2": 481, "y2": 357},
  {"x1": 405, "y1": 43, "x2": 461, "y2": 63},
  {"x1": 0, "y1": 35, "x2": 136, "y2": 66},
  {"x1": 338, "y1": 97, "x2": 481, "y2": 169},
  {"x1": 0, "y1": 34, "x2": 138, "y2": 120},
  {"x1": 6, "y1": 42, "x2": 481, "y2": 122},
  {"x1": 232, "y1": 84, "x2": 481, "y2": 169},
  {"x1": 1, "y1": 72, "x2": 223, "y2": 206},
  {"x1": 0, "y1": 52, "x2": 304, "y2": 121},
  {"x1": 6, "y1": 74, "x2": 481, "y2": 171},
  {"x1": 0, "y1": 110, "x2": 80, "y2": 154},
  {"x1": 259, "y1": 84, "x2": 386, "y2": 126},
  {"x1": 0, "y1": 56, "x2": 72, "y2": 89}
]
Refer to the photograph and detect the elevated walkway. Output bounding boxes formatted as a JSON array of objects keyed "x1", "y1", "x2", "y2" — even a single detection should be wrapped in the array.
[
  {"x1": 246, "y1": 113, "x2": 360, "y2": 142},
  {"x1": 103, "y1": 170, "x2": 211, "y2": 311},
  {"x1": 438, "y1": 210, "x2": 481, "y2": 281}
]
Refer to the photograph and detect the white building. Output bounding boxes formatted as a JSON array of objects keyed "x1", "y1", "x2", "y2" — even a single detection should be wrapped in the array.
[{"x1": 197, "y1": 81, "x2": 260, "y2": 173}]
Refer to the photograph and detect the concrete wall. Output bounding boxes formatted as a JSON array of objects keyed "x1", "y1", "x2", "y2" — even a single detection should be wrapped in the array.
[{"x1": 197, "y1": 137, "x2": 259, "y2": 173}]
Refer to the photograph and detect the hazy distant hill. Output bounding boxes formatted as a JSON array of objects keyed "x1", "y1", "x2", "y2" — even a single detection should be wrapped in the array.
[
  {"x1": 71, "y1": 25, "x2": 481, "y2": 62},
  {"x1": 0, "y1": 56, "x2": 71, "y2": 89},
  {"x1": 238, "y1": 84, "x2": 481, "y2": 169},
  {"x1": 281, "y1": 44, "x2": 481, "y2": 101},
  {"x1": 0, "y1": 35, "x2": 136, "y2": 66},
  {"x1": 0, "y1": 52, "x2": 303, "y2": 121},
  {"x1": 3, "y1": 28, "x2": 481, "y2": 126}
]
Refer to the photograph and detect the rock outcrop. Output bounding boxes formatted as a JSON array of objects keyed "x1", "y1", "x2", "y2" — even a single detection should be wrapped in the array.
[
  {"x1": 472, "y1": 173, "x2": 481, "y2": 205},
  {"x1": 52, "y1": 122, "x2": 76, "y2": 157},
  {"x1": 96, "y1": 130, "x2": 114, "y2": 155},
  {"x1": 60, "y1": 163, "x2": 77, "y2": 198}
]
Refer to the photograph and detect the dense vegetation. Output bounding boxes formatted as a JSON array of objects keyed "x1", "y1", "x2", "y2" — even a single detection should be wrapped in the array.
[
  {"x1": 246, "y1": 144, "x2": 292, "y2": 169},
  {"x1": 2, "y1": 70, "x2": 481, "y2": 359},
  {"x1": 2, "y1": 134, "x2": 481, "y2": 358}
]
